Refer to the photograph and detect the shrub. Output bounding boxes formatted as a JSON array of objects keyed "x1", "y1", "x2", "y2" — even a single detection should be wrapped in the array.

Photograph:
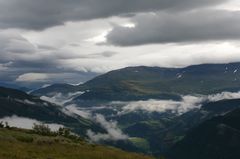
[
  {"x1": 5, "y1": 122, "x2": 10, "y2": 129},
  {"x1": 32, "y1": 123, "x2": 52, "y2": 136},
  {"x1": 0, "y1": 121, "x2": 4, "y2": 128},
  {"x1": 58, "y1": 127, "x2": 70, "y2": 137}
]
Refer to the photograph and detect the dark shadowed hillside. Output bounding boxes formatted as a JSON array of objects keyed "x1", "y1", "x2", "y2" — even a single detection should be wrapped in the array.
[
  {"x1": 168, "y1": 108, "x2": 240, "y2": 159},
  {"x1": 0, "y1": 87, "x2": 102, "y2": 135}
]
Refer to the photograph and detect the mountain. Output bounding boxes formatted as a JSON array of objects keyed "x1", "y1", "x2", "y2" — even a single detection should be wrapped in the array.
[
  {"x1": 0, "y1": 86, "x2": 102, "y2": 135},
  {"x1": 32, "y1": 62, "x2": 240, "y2": 101},
  {"x1": 168, "y1": 107, "x2": 240, "y2": 159},
  {"x1": 28, "y1": 62, "x2": 240, "y2": 156},
  {"x1": 0, "y1": 127, "x2": 154, "y2": 159}
]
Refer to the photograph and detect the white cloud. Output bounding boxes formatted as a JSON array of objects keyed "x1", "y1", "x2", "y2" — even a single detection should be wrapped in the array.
[
  {"x1": 40, "y1": 92, "x2": 92, "y2": 119},
  {"x1": 64, "y1": 104, "x2": 91, "y2": 119},
  {"x1": 207, "y1": 91, "x2": 240, "y2": 101},
  {"x1": 120, "y1": 95, "x2": 203, "y2": 115},
  {"x1": 16, "y1": 73, "x2": 50, "y2": 82},
  {"x1": 87, "y1": 114, "x2": 128, "y2": 142},
  {"x1": 23, "y1": 99, "x2": 36, "y2": 105},
  {"x1": 118, "y1": 91, "x2": 240, "y2": 114},
  {"x1": 0, "y1": 115, "x2": 63, "y2": 131},
  {"x1": 216, "y1": 0, "x2": 240, "y2": 11},
  {"x1": 40, "y1": 91, "x2": 84, "y2": 105}
]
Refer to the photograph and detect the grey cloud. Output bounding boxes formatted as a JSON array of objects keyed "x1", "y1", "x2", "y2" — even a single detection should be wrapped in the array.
[
  {"x1": 64, "y1": 104, "x2": 91, "y2": 119},
  {"x1": 106, "y1": 10, "x2": 240, "y2": 46},
  {"x1": 0, "y1": 0, "x2": 227, "y2": 30}
]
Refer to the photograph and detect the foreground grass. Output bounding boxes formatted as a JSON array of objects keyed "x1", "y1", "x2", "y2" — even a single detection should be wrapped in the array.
[{"x1": 0, "y1": 128, "x2": 154, "y2": 159}]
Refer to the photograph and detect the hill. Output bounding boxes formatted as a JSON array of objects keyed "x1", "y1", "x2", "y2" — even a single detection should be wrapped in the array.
[{"x1": 0, "y1": 127, "x2": 154, "y2": 159}]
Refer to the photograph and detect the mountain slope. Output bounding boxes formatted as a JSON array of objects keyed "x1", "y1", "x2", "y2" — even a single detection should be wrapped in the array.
[
  {"x1": 78, "y1": 63, "x2": 240, "y2": 100},
  {"x1": 32, "y1": 62, "x2": 240, "y2": 101},
  {"x1": 168, "y1": 108, "x2": 240, "y2": 159}
]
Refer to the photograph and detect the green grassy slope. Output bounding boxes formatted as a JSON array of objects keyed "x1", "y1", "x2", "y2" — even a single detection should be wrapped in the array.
[{"x1": 0, "y1": 127, "x2": 154, "y2": 159}]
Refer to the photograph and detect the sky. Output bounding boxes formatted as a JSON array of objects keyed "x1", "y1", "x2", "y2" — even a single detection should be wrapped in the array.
[{"x1": 1, "y1": 0, "x2": 240, "y2": 88}]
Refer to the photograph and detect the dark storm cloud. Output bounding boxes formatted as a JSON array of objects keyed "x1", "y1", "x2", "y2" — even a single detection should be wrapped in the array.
[
  {"x1": 0, "y1": 0, "x2": 227, "y2": 30},
  {"x1": 106, "y1": 10, "x2": 240, "y2": 46}
]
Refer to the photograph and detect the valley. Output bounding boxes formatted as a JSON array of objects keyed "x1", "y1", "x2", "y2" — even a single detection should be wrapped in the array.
[
  {"x1": 1, "y1": 1, "x2": 240, "y2": 158},
  {"x1": 2, "y1": 62, "x2": 240, "y2": 158}
]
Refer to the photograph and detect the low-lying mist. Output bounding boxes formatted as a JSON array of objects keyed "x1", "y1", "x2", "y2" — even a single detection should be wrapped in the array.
[{"x1": 39, "y1": 91, "x2": 240, "y2": 142}]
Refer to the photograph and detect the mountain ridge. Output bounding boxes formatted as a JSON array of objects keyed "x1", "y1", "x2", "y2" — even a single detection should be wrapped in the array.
[{"x1": 32, "y1": 62, "x2": 240, "y2": 101}]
